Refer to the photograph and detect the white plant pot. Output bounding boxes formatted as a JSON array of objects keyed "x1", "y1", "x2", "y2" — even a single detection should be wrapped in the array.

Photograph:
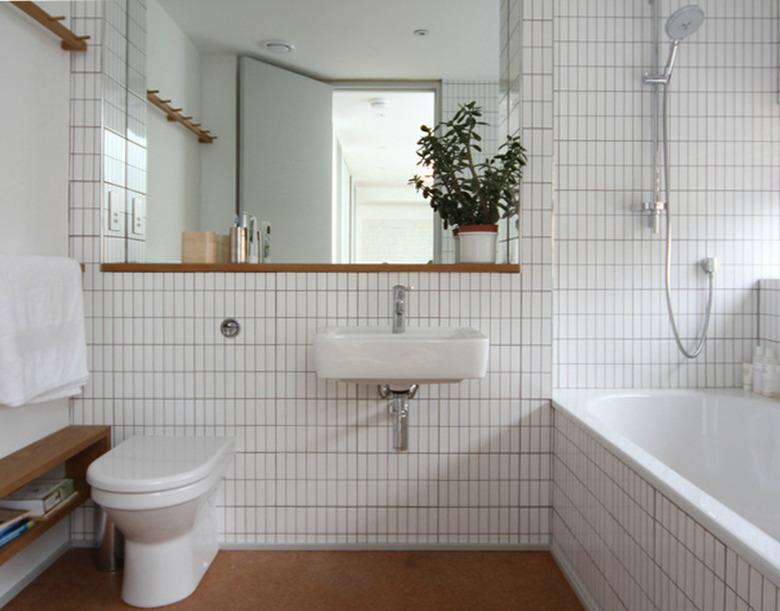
[{"x1": 458, "y1": 226, "x2": 498, "y2": 263}]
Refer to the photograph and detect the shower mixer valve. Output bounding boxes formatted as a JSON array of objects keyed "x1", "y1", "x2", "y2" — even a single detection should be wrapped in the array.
[{"x1": 641, "y1": 200, "x2": 667, "y2": 234}]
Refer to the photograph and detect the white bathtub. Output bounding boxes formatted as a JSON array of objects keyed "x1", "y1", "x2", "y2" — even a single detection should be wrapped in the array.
[{"x1": 553, "y1": 389, "x2": 780, "y2": 585}]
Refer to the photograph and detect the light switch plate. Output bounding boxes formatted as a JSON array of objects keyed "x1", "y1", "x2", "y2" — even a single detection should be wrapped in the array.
[
  {"x1": 108, "y1": 191, "x2": 121, "y2": 232},
  {"x1": 131, "y1": 197, "x2": 145, "y2": 236}
]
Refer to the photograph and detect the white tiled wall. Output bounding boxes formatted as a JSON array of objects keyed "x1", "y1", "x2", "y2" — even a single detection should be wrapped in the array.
[
  {"x1": 66, "y1": 1, "x2": 549, "y2": 547},
  {"x1": 553, "y1": 408, "x2": 780, "y2": 611},
  {"x1": 69, "y1": 0, "x2": 146, "y2": 265},
  {"x1": 70, "y1": 270, "x2": 548, "y2": 545},
  {"x1": 553, "y1": 0, "x2": 780, "y2": 389},
  {"x1": 501, "y1": 0, "x2": 555, "y2": 408}
]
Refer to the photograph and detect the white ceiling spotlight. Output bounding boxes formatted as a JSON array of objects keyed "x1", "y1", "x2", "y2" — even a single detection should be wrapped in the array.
[
  {"x1": 260, "y1": 39, "x2": 295, "y2": 53},
  {"x1": 369, "y1": 98, "x2": 390, "y2": 110},
  {"x1": 413, "y1": 28, "x2": 430, "y2": 37},
  {"x1": 369, "y1": 97, "x2": 390, "y2": 117}
]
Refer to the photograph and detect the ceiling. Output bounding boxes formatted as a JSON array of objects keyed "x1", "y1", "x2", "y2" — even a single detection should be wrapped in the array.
[
  {"x1": 333, "y1": 90, "x2": 435, "y2": 187},
  {"x1": 158, "y1": 0, "x2": 500, "y2": 80}
]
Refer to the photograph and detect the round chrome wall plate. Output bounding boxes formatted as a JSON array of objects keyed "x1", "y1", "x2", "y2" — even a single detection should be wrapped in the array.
[{"x1": 220, "y1": 318, "x2": 240, "y2": 338}]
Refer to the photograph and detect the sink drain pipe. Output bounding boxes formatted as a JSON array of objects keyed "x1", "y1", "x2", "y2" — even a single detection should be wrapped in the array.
[{"x1": 378, "y1": 385, "x2": 419, "y2": 451}]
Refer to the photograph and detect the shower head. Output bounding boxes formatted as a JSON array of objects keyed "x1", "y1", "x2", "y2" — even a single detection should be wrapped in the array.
[
  {"x1": 665, "y1": 5, "x2": 705, "y2": 42},
  {"x1": 645, "y1": 4, "x2": 705, "y2": 84}
]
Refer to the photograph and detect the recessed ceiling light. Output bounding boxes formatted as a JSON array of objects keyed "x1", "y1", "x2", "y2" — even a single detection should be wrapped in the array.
[
  {"x1": 369, "y1": 98, "x2": 390, "y2": 110},
  {"x1": 413, "y1": 29, "x2": 429, "y2": 37},
  {"x1": 260, "y1": 39, "x2": 295, "y2": 54}
]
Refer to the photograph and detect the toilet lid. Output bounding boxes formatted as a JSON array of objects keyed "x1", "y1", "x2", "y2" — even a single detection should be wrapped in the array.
[{"x1": 87, "y1": 436, "x2": 234, "y2": 493}]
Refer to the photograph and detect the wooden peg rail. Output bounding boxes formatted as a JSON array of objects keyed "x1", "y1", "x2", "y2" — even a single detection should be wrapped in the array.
[
  {"x1": 11, "y1": 2, "x2": 90, "y2": 51},
  {"x1": 147, "y1": 90, "x2": 216, "y2": 144}
]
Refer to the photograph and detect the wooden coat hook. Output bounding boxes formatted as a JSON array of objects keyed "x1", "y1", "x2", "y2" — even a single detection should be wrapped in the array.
[
  {"x1": 147, "y1": 90, "x2": 216, "y2": 144},
  {"x1": 11, "y1": 2, "x2": 90, "y2": 51}
]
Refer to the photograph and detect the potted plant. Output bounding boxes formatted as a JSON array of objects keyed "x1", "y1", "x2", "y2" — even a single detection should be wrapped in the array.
[{"x1": 410, "y1": 101, "x2": 527, "y2": 263}]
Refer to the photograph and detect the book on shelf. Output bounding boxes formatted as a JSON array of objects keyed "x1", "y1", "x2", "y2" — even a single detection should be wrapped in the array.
[
  {"x1": 0, "y1": 478, "x2": 75, "y2": 517},
  {"x1": 0, "y1": 519, "x2": 34, "y2": 548},
  {"x1": 0, "y1": 508, "x2": 31, "y2": 538}
]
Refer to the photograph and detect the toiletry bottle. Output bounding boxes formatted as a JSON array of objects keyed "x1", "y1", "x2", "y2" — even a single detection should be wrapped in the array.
[
  {"x1": 230, "y1": 216, "x2": 247, "y2": 263},
  {"x1": 742, "y1": 361, "x2": 753, "y2": 391},
  {"x1": 247, "y1": 216, "x2": 259, "y2": 264},
  {"x1": 752, "y1": 345, "x2": 765, "y2": 395},
  {"x1": 771, "y1": 360, "x2": 780, "y2": 400},
  {"x1": 761, "y1": 347, "x2": 780, "y2": 397},
  {"x1": 761, "y1": 348, "x2": 776, "y2": 397},
  {"x1": 261, "y1": 222, "x2": 271, "y2": 263}
]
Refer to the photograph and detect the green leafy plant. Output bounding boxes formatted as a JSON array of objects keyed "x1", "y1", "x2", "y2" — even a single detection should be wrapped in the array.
[{"x1": 410, "y1": 101, "x2": 527, "y2": 229}]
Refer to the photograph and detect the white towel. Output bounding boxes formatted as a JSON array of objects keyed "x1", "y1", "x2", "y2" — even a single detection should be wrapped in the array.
[{"x1": 0, "y1": 255, "x2": 89, "y2": 408}]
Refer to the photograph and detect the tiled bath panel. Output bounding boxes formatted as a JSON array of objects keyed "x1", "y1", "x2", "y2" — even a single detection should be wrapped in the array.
[
  {"x1": 552, "y1": 408, "x2": 780, "y2": 611},
  {"x1": 70, "y1": 270, "x2": 550, "y2": 546}
]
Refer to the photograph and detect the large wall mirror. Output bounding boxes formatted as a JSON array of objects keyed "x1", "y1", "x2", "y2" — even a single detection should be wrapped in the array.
[{"x1": 130, "y1": 0, "x2": 514, "y2": 266}]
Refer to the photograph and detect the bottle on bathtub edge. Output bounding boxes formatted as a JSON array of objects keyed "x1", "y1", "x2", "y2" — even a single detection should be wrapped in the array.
[
  {"x1": 762, "y1": 348, "x2": 778, "y2": 398},
  {"x1": 742, "y1": 362, "x2": 753, "y2": 391},
  {"x1": 751, "y1": 345, "x2": 764, "y2": 394}
]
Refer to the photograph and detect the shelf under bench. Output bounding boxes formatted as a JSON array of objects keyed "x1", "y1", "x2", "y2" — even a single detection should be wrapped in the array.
[{"x1": 0, "y1": 426, "x2": 111, "y2": 566}]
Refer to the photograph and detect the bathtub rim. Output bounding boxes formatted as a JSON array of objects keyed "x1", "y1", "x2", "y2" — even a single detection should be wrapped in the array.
[{"x1": 552, "y1": 388, "x2": 780, "y2": 588}]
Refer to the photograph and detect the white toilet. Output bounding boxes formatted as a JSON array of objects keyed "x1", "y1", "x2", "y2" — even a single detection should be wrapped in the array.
[{"x1": 87, "y1": 435, "x2": 234, "y2": 608}]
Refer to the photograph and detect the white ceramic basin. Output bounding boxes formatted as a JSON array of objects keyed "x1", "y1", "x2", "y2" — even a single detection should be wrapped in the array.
[{"x1": 313, "y1": 326, "x2": 489, "y2": 385}]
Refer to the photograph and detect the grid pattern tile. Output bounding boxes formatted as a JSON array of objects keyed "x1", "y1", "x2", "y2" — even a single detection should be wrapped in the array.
[
  {"x1": 69, "y1": 0, "x2": 147, "y2": 266},
  {"x1": 65, "y1": 1, "x2": 551, "y2": 547},
  {"x1": 70, "y1": 271, "x2": 549, "y2": 545},
  {"x1": 553, "y1": 0, "x2": 780, "y2": 389},
  {"x1": 553, "y1": 407, "x2": 780, "y2": 611}
]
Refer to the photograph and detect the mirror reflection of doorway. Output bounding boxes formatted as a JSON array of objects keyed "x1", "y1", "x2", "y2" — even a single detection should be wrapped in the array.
[
  {"x1": 239, "y1": 56, "x2": 438, "y2": 264},
  {"x1": 332, "y1": 88, "x2": 436, "y2": 264}
]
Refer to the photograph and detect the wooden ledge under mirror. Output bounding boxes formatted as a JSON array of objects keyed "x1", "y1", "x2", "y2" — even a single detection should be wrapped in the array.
[{"x1": 100, "y1": 263, "x2": 521, "y2": 273}]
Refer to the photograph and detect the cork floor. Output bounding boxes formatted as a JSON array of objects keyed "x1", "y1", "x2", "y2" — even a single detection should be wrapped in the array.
[{"x1": 7, "y1": 549, "x2": 584, "y2": 610}]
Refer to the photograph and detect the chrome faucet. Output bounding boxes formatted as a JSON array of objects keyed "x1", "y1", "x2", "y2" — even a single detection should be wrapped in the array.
[{"x1": 391, "y1": 285, "x2": 413, "y2": 334}]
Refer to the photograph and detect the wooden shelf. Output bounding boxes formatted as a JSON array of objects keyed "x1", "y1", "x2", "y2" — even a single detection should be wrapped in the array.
[
  {"x1": 0, "y1": 490, "x2": 88, "y2": 566},
  {"x1": 100, "y1": 262, "x2": 521, "y2": 273},
  {"x1": 147, "y1": 90, "x2": 216, "y2": 143},
  {"x1": 11, "y1": 2, "x2": 90, "y2": 51},
  {"x1": 0, "y1": 426, "x2": 110, "y2": 566}
]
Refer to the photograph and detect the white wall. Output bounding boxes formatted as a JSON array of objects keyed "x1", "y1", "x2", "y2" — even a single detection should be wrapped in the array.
[
  {"x1": 145, "y1": 0, "x2": 202, "y2": 261},
  {"x1": 0, "y1": 2, "x2": 73, "y2": 603},
  {"x1": 200, "y1": 54, "x2": 237, "y2": 234}
]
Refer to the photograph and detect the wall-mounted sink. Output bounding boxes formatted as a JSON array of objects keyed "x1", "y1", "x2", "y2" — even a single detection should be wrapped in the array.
[{"x1": 313, "y1": 326, "x2": 489, "y2": 385}]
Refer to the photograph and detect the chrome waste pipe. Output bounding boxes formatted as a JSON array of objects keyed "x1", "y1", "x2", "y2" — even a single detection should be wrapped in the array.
[{"x1": 378, "y1": 384, "x2": 419, "y2": 451}]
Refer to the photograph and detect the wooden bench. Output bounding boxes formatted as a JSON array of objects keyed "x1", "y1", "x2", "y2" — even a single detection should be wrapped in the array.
[{"x1": 0, "y1": 425, "x2": 110, "y2": 566}]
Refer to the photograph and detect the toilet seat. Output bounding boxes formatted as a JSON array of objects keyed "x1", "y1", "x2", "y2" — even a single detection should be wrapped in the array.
[
  {"x1": 91, "y1": 454, "x2": 232, "y2": 511},
  {"x1": 87, "y1": 435, "x2": 234, "y2": 494}
]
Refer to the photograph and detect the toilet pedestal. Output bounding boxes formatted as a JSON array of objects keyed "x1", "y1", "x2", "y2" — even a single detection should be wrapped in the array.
[{"x1": 120, "y1": 492, "x2": 218, "y2": 608}]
